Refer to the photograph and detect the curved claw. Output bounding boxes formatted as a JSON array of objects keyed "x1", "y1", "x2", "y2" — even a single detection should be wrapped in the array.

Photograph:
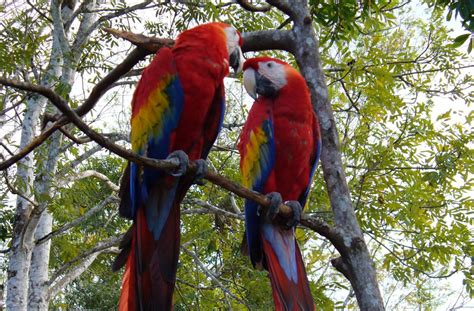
[
  {"x1": 262, "y1": 192, "x2": 282, "y2": 221},
  {"x1": 167, "y1": 150, "x2": 189, "y2": 177},
  {"x1": 193, "y1": 159, "x2": 208, "y2": 185},
  {"x1": 284, "y1": 200, "x2": 302, "y2": 229}
]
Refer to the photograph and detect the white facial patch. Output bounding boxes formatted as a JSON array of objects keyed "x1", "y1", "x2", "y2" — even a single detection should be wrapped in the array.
[
  {"x1": 224, "y1": 26, "x2": 244, "y2": 72},
  {"x1": 258, "y1": 61, "x2": 287, "y2": 90},
  {"x1": 224, "y1": 26, "x2": 240, "y2": 54}
]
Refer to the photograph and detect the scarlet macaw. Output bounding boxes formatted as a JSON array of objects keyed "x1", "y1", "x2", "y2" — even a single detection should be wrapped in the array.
[
  {"x1": 238, "y1": 57, "x2": 321, "y2": 310},
  {"x1": 113, "y1": 23, "x2": 243, "y2": 310}
]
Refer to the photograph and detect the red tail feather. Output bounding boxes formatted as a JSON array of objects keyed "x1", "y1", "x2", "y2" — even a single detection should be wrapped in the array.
[
  {"x1": 262, "y1": 238, "x2": 315, "y2": 311},
  {"x1": 119, "y1": 206, "x2": 180, "y2": 310}
]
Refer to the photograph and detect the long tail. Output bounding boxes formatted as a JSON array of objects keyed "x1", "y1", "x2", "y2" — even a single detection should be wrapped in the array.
[
  {"x1": 116, "y1": 204, "x2": 180, "y2": 311},
  {"x1": 261, "y1": 225, "x2": 315, "y2": 311}
]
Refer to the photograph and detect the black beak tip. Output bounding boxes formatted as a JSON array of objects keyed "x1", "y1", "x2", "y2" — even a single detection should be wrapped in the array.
[{"x1": 229, "y1": 49, "x2": 242, "y2": 73}]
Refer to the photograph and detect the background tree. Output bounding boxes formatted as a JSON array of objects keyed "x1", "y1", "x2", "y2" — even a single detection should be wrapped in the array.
[{"x1": 0, "y1": 0, "x2": 472, "y2": 310}]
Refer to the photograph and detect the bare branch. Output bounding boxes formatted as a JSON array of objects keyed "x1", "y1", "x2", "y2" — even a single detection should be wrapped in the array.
[
  {"x1": 102, "y1": 27, "x2": 296, "y2": 55},
  {"x1": 242, "y1": 30, "x2": 295, "y2": 53},
  {"x1": 64, "y1": 170, "x2": 120, "y2": 192},
  {"x1": 181, "y1": 247, "x2": 246, "y2": 305},
  {"x1": 265, "y1": 0, "x2": 295, "y2": 19},
  {"x1": 58, "y1": 127, "x2": 90, "y2": 144},
  {"x1": 36, "y1": 195, "x2": 119, "y2": 245},
  {"x1": 183, "y1": 198, "x2": 244, "y2": 220},
  {"x1": 102, "y1": 27, "x2": 174, "y2": 53},
  {"x1": 48, "y1": 235, "x2": 122, "y2": 298},
  {"x1": 236, "y1": 0, "x2": 272, "y2": 12},
  {"x1": 48, "y1": 235, "x2": 122, "y2": 287}
]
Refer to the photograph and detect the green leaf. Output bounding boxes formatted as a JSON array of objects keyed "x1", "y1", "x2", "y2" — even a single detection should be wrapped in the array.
[{"x1": 452, "y1": 33, "x2": 470, "y2": 48}]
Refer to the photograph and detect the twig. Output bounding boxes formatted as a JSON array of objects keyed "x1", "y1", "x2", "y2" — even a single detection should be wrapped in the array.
[
  {"x1": 62, "y1": 170, "x2": 120, "y2": 192},
  {"x1": 181, "y1": 247, "x2": 245, "y2": 304},
  {"x1": 36, "y1": 195, "x2": 119, "y2": 245},
  {"x1": 48, "y1": 234, "x2": 123, "y2": 285},
  {"x1": 2, "y1": 169, "x2": 38, "y2": 207}
]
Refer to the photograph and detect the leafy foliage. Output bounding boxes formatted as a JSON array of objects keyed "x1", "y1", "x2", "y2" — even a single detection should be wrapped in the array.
[{"x1": 0, "y1": 0, "x2": 472, "y2": 309}]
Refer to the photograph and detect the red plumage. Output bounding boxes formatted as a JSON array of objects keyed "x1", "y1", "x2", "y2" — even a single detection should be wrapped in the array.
[
  {"x1": 239, "y1": 57, "x2": 321, "y2": 310},
  {"x1": 115, "y1": 23, "x2": 242, "y2": 310}
]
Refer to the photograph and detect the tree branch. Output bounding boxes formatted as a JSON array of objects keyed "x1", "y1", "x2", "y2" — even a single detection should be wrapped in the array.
[
  {"x1": 63, "y1": 170, "x2": 120, "y2": 192},
  {"x1": 48, "y1": 235, "x2": 122, "y2": 287},
  {"x1": 265, "y1": 0, "x2": 296, "y2": 19},
  {"x1": 242, "y1": 30, "x2": 295, "y2": 53},
  {"x1": 183, "y1": 198, "x2": 244, "y2": 220},
  {"x1": 236, "y1": 0, "x2": 272, "y2": 12},
  {"x1": 0, "y1": 77, "x2": 336, "y2": 242},
  {"x1": 36, "y1": 195, "x2": 119, "y2": 245},
  {"x1": 0, "y1": 47, "x2": 147, "y2": 171},
  {"x1": 181, "y1": 247, "x2": 246, "y2": 305},
  {"x1": 47, "y1": 235, "x2": 122, "y2": 298}
]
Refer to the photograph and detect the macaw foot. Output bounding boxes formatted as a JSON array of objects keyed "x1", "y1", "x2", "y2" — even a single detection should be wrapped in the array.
[
  {"x1": 283, "y1": 200, "x2": 302, "y2": 229},
  {"x1": 167, "y1": 150, "x2": 189, "y2": 177},
  {"x1": 192, "y1": 159, "x2": 208, "y2": 185},
  {"x1": 261, "y1": 192, "x2": 282, "y2": 221}
]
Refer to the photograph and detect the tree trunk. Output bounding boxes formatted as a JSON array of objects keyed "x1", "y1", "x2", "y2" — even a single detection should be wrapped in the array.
[
  {"x1": 28, "y1": 211, "x2": 53, "y2": 310},
  {"x1": 6, "y1": 95, "x2": 48, "y2": 310},
  {"x1": 287, "y1": 1, "x2": 385, "y2": 309},
  {"x1": 6, "y1": 0, "x2": 100, "y2": 309}
]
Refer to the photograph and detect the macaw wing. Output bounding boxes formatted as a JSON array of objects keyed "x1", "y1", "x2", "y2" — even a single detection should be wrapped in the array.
[
  {"x1": 129, "y1": 47, "x2": 184, "y2": 238},
  {"x1": 298, "y1": 113, "x2": 322, "y2": 208},
  {"x1": 200, "y1": 82, "x2": 225, "y2": 159},
  {"x1": 239, "y1": 107, "x2": 275, "y2": 267}
]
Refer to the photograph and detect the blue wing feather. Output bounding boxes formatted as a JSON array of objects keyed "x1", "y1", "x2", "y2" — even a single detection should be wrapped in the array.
[
  {"x1": 129, "y1": 62, "x2": 185, "y2": 241},
  {"x1": 243, "y1": 117, "x2": 276, "y2": 267}
]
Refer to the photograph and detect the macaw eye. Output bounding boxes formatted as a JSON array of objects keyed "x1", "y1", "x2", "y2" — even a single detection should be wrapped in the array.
[{"x1": 267, "y1": 63, "x2": 272, "y2": 68}]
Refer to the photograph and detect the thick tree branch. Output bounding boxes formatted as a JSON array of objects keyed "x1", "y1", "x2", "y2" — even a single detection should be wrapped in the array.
[
  {"x1": 102, "y1": 27, "x2": 174, "y2": 53},
  {"x1": 242, "y1": 30, "x2": 295, "y2": 53},
  {"x1": 0, "y1": 77, "x2": 336, "y2": 243},
  {"x1": 103, "y1": 27, "x2": 295, "y2": 55},
  {"x1": 48, "y1": 252, "x2": 99, "y2": 299}
]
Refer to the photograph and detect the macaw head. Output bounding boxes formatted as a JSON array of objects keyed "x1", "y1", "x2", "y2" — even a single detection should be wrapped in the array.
[
  {"x1": 177, "y1": 22, "x2": 244, "y2": 73},
  {"x1": 243, "y1": 57, "x2": 302, "y2": 100},
  {"x1": 198, "y1": 22, "x2": 244, "y2": 73},
  {"x1": 221, "y1": 23, "x2": 244, "y2": 73}
]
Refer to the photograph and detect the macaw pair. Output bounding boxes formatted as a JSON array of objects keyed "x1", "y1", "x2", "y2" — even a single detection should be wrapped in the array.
[{"x1": 115, "y1": 22, "x2": 321, "y2": 311}]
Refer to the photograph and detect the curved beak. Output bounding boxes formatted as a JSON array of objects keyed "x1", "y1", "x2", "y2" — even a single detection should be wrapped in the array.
[
  {"x1": 243, "y1": 68, "x2": 257, "y2": 100},
  {"x1": 243, "y1": 68, "x2": 278, "y2": 100},
  {"x1": 230, "y1": 47, "x2": 244, "y2": 73}
]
